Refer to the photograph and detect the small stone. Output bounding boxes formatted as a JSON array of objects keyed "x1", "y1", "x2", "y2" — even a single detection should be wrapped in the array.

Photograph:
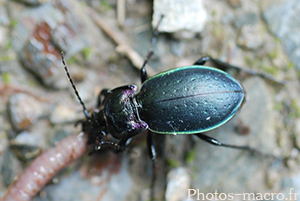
[
  {"x1": 236, "y1": 25, "x2": 264, "y2": 50},
  {"x1": 50, "y1": 103, "x2": 82, "y2": 124},
  {"x1": 263, "y1": 0, "x2": 300, "y2": 70},
  {"x1": 19, "y1": 21, "x2": 68, "y2": 89},
  {"x1": 234, "y1": 12, "x2": 258, "y2": 28},
  {"x1": 14, "y1": 0, "x2": 93, "y2": 89},
  {"x1": 8, "y1": 93, "x2": 43, "y2": 131},
  {"x1": 153, "y1": 0, "x2": 208, "y2": 37},
  {"x1": 265, "y1": 168, "x2": 280, "y2": 189},
  {"x1": 165, "y1": 167, "x2": 191, "y2": 201},
  {"x1": 10, "y1": 142, "x2": 42, "y2": 162}
]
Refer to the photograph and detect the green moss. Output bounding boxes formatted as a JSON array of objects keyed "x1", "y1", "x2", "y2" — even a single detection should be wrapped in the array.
[
  {"x1": 261, "y1": 64, "x2": 278, "y2": 75},
  {"x1": 2, "y1": 72, "x2": 10, "y2": 84},
  {"x1": 244, "y1": 56, "x2": 252, "y2": 67},
  {"x1": 211, "y1": 23, "x2": 225, "y2": 39},
  {"x1": 289, "y1": 99, "x2": 300, "y2": 118},
  {"x1": 11, "y1": 19, "x2": 18, "y2": 28},
  {"x1": 28, "y1": 79, "x2": 37, "y2": 87},
  {"x1": 0, "y1": 55, "x2": 13, "y2": 61},
  {"x1": 101, "y1": 0, "x2": 111, "y2": 11},
  {"x1": 66, "y1": 55, "x2": 78, "y2": 65},
  {"x1": 274, "y1": 37, "x2": 281, "y2": 43},
  {"x1": 82, "y1": 47, "x2": 92, "y2": 60},
  {"x1": 108, "y1": 54, "x2": 120, "y2": 64},
  {"x1": 167, "y1": 159, "x2": 180, "y2": 168},
  {"x1": 212, "y1": 10, "x2": 217, "y2": 17},
  {"x1": 185, "y1": 148, "x2": 196, "y2": 164},
  {"x1": 274, "y1": 102, "x2": 283, "y2": 111},
  {"x1": 244, "y1": 56, "x2": 260, "y2": 69},
  {"x1": 65, "y1": 165, "x2": 74, "y2": 175},
  {"x1": 5, "y1": 41, "x2": 12, "y2": 51},
  {"x1": 287, "y1": 62, "x2": 295, "y2": 69},
  {"x1": 267, "y1": 48, "x2": 279, "y2": 60}
]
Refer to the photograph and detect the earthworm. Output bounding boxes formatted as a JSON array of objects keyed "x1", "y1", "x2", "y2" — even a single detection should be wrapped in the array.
[{"x1": 1, "y1": 132, "x2": 87, "y2": 201}]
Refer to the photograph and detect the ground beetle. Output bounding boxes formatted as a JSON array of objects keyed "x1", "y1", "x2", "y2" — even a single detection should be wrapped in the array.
[{"x1": 61, "y1": 16, "x2": 275, "y2": 200}]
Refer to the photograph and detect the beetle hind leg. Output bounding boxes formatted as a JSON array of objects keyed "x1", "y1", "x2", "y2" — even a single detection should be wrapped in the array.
[{"x1": 195, "y1": 133, "x2": 280, "y2": 159}]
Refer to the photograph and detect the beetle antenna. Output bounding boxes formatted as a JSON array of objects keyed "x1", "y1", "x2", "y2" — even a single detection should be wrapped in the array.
[{"x1": 61, "y1": 52, "x2": 90, "y2": 120}]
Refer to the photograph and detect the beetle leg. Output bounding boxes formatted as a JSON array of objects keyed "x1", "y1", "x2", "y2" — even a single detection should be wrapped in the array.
[
  {"x1": 147, "y1": 131, "x2": 157, "y2": 201},
  {"x1": 93, "y1": 137, "x2": 133, "y2": 153},
  {"x1": 147, "y1": 132, "x2": 157, "y2": 160},
  {"x1": 74, "y1": 119, "x2": 85, "y2": 127},
  {"x1": 194, "y1": 56, "x2": 252, "y2": 71},
  {"x1": 141, "y1": 15, "x2": 164, "y2": 83},
  {"x1": 140, "y1": 48, "x2": 153, "y2": 83},
  {"x1": 194, "y1": 56, "x2": 248, "y2": 72},
  {"x1": 94, "y1": 140, "x2": 122, "y2": 151},
  {"x1": 193, "y1": 56, "x2": 284, "y2": 84},
  {"x1": 96, "y1": 89, "x2": 110, "y2": 108},
  {"x1": 193, "y1": 56, "x2": 211, "y2": 65},
  {"x1": 195, "y1": 133, "x2": 280, "y2": 159},
  {"x1": 118, "y1": 137, "x2": 133, "y2": 151}
]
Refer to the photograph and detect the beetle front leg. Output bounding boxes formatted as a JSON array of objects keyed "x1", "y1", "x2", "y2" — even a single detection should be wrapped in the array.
[
  {"x1": 141, "y1": 15, "x2": 164, "y2": 83},
  {"x1": 140, "y1": 50, "x2": 153, "y2": 83},
  {"x1": 94, "y1": 140, "x2": 122, "y2": 152},
  {"x1": 96, "y1": 89, "x2": 110, "y2": 108},
  {"x1": 140, "y1": 30, "x2": 158, "y2": 83},
  {"x1": 94, "y1": 137, "x2": 133, "y2": 153}
]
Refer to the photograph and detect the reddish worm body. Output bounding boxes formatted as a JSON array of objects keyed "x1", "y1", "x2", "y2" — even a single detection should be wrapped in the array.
[{"x1": 1, "y1": 132, "x2": 87, "y2": 201}]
